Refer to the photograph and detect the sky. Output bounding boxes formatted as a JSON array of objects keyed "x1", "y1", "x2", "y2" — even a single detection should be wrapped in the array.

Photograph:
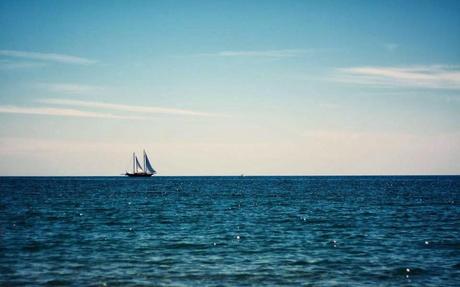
[{"x1": 0, "y1": 0, "x2": 459, "y2": 175}]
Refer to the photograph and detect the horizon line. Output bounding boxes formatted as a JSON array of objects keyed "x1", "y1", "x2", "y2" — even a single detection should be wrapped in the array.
[{"x1": 1, "y1": 174, "x2": 458, "y2": 177}]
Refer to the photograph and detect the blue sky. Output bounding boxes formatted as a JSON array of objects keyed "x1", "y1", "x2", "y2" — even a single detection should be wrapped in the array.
[{"x1": 0, "y1": 0, "x2": 459, "y2": 175}]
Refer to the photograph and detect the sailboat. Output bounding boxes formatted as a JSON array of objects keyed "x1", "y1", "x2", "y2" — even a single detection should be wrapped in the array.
[{"x1": 125, "y1": 150, "x2": 156, "y2": 177}]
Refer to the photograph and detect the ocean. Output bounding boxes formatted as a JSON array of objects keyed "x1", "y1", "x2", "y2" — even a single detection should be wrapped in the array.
[{"x1": 1, "y1": 176, "x2": 459, "y2": 286}]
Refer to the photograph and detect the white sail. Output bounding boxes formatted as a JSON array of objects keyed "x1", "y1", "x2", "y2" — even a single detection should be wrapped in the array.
[
  {"x1": 144, "y1": 152, "x2": 156, "y2": 174},
  {"x1": 135, "y1": 156, "x2": 144, "y2": 173}
]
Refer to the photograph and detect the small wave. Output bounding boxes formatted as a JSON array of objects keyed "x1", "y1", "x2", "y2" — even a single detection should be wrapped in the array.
[
  {"x1": 392, "y1": 267, "x2": 427, "y2": 276},
  {"x1": 45, "y1": 279, "x2": 72, "y2": 286},
  {"x1": 22, "y1": 241, "x2": 47, "y2": 252},
  {"x1": 164, "y1": 242, "x2": 210, "y2": 250}
]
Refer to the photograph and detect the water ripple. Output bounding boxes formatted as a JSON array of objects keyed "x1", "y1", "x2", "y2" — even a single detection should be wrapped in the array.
[{"x1": 1, "y1": 176, "x2": 459, "y2": 286}]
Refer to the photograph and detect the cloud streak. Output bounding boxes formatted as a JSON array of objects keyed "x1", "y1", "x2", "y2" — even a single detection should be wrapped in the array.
[
  {"x1": 41, "y1": 83, "x2": 106, "y2": 95},
  {"x1": 0, "y1": 105, "x2": 142, "y2": 120},
  {"x1": 0, "y1": 50, "x2": 96, "y2": 65},
  {"x1": 219, "y1": 49, "x2": 309, "y2": 57},
  {"x1": 199, "y1": 49, "x2": 314, "y2": 58},
  {"x1": 0, "y1": 99, "x2": 220, "y2": 120},
  {"x1": 39, "y1": 98, "x2": 220, "y2": 117},
  {"x1": 0, "y1": 59, "x2": 47, "y2": 69},
  {"x1": 335, "y1": 65, "x2": 460, "y2": 90}
]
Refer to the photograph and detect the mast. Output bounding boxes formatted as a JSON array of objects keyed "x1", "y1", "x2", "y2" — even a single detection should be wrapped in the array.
[
  {"x1": 133, "y1": 152, "x2": 135, "y2": 173},
  {"x1": 143, "y1": 150, "x2": 146, "y2": 173}
]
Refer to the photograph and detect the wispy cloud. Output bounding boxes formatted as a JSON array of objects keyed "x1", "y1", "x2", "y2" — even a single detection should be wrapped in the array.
[
  {"x1": 218, "y1": 49, "x2": 310, "y2": 57},
  {"x1": 199, "y1": 49, "x2": 314, "y2": 58},
  {"x1": 0, "y1": 105, "x2": 142, "y2": 120},
  {"x1": 40, "y1": 83, "x2": 106, "y2": 95},
  {"x1": 335, "y1": 65, "x2": 460, "y2": 90},
  {"x1": 0, "y1": 99, "x2": 220, "y2": 120},
  {"x1": 0, "y1": 50, "x2": 96, "y2": 65},
  {"x1": 0, "y1": 59, "x2": 47, "y2": 69},
  {"x1": 39, "y1": 98, "x2": 221, "y2": 117}
]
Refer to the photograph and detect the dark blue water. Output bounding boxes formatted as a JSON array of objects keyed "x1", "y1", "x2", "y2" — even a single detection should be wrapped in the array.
[{"x1": 1, "y1": 176, "x2": 459, "y2": 286}]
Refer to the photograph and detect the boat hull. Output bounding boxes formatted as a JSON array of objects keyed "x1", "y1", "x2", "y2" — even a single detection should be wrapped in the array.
[{"x1": 125, "y1": 173, "x2": 153, "y2": 177}]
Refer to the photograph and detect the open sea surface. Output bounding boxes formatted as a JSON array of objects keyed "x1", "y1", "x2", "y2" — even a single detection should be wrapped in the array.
[{"x1": 1, "y1": 176, "x2": 459, "y2": 286}]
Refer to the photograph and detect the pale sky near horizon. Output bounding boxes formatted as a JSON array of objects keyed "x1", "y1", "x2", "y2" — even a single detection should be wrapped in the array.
[{"x1": 0, "y1": 0, "x2": 459, "y2": 175}]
